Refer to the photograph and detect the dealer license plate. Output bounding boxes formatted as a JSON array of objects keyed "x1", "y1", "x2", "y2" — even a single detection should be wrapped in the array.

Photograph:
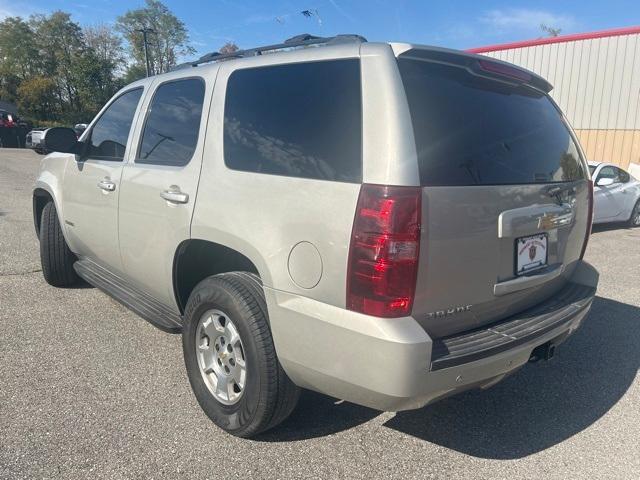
[{"x1": 516, "y1": 234, "x2": 548, "y2": 275}]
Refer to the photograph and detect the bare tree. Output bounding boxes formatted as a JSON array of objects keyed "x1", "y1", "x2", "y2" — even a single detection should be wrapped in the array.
[
  {"x1": 84, "y1": 24, "x2": 124, "y2": 68},
  {"x1": 540, "y1": 24, "x2": 562, "y2": 37},
  {"x1": 219, "y1": 42, "x2": 239, "y2": 55}
]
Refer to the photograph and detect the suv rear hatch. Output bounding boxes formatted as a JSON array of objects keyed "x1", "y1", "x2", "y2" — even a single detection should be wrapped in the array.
[{"x1": 397, "y1": 49, "x2": 591, "y2": 338}]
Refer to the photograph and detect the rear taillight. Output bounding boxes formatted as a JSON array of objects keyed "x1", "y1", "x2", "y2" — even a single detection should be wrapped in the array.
[
  {"x1": 347, "y1": 184, "x2": 421, "y2": 318},
  {"x1": 580, "y1": 180, "x2": 594, "y2": 259}
]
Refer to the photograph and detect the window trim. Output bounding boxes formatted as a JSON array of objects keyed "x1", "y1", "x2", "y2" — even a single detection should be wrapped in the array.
[
  {"x1": 134, "y1": 76, "x2": 206, "y2": 168},
  {"x1": 82, "y1": 86, "x2": 144, "y2": 162},
  {"x1": 222, "y1": 59, "x2": 363, "y2": 184}
]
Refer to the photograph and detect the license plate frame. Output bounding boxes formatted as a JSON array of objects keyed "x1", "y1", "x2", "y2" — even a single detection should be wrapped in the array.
[{"x1": 515, "y1": 233, "x2": 548, "y2": 276}]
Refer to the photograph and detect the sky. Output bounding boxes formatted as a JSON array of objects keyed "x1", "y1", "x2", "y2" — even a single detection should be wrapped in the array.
[{"x1": 1, "y1": 0, "x2": 639, "y2": 58}]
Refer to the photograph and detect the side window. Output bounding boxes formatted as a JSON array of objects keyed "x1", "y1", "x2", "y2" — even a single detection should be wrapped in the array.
[
  {"x1": 618, "y1": 168, "x2": 630, "y2": 183},
  {"x1": 137, "y1": 78, "x2": 205, "y2": 167},
  {"x1": 223, "y1": 60, "x2": 362, "y2": 183},
  {"x1": 597, "y1": 166, "x2": 618, "y2": 183},
  {"x1": 86, "y1": 88, "x2": 143, "y2": 161}
]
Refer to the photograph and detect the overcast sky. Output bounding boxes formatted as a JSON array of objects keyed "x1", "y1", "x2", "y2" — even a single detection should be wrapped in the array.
[{"x1": 1, "y1": 0, "x2": 638, "y2": 57}]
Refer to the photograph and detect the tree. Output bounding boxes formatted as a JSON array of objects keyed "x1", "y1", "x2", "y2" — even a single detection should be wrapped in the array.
[
  {"x1": 84, "y1": 24, "x2": 125, "y2": 70},
  {"x1": 0, "y1": 17, "x2": 40, "y2": 81},
  {"x1": 0, "y1": 17, "x2": 40, "y2": 103},
  {"x1": 71, "y1": 50, "x2": 124, "y2": 121},
  {"x1": 30, "y1": 12, "x2": 86, "y2": 115},
  {"x1": 16, "y1": 76, "x2": 57, "y2": 120},
  {"x1": 219, "y1": 42, "x2": 239, "y2": 55},
  {"x1": 116, "y1": 0, "x2": 194, "y2": 75},
  {"x1": 540, "y1": 24, "x2": 562, "y2": 37}
]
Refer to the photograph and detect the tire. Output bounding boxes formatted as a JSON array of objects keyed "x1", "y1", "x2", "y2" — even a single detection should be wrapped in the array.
[
  {"x1": 39, "y1": 201, "x2": 79, "y2": 287},
  {"x1": 627, "y1": 199, "x2": 640, "y2": 228},
  {"x1": 182, "y1": 272, "x2": 300, "y2": 437}
]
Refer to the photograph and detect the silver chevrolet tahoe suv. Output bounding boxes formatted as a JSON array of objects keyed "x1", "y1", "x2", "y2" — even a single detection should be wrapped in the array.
[{"x1": 33, "y1": 34, "x2": 599, "y2": 437}]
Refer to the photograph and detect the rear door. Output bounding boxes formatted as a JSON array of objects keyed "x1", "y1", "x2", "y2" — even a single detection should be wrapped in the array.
[
  {"x1": 63, "y1": 87, "x2": 144, "y2": 273},
  {"x1": 397, "y1": 55, "x2": 590, "y2": 338},
  {"x1": 118, "y1": 76, "x2": 210, "y2": 308}
]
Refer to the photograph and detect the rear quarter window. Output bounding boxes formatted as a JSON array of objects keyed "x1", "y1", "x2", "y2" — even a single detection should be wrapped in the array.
[
  {"x1": 223, "y1": 59, "x2": 362, "y2": 183},
  {"x1": 398, "y1": 58, "x2": 586, "y2": 186}
]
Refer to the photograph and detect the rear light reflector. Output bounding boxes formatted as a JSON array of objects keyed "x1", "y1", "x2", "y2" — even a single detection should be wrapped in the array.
[
  {"x1": 347, "y1": 184, "x2": 422, "y2": 318},
  {"x1": 579, "y1": 180, "x2": 594, "y2": 259}
]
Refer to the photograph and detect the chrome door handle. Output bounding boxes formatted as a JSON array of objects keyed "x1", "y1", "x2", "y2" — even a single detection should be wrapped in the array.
[
  {"x1": 160, "y1": 188, "x2": 189, "y2": 204},
  {"x1": 98, "y1": 179, "x2": 116, "y2": 192}
]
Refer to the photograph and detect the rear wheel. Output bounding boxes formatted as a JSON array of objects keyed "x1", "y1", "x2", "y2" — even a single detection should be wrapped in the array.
[
  {"x1": 182, "y1": 272, "x2": 299, "y2": 437},
  {"x1": 39, "y1": 201, "x2": 79, "y2": 287},
  {"x1": 627, "y1": 200, "x2": 640, "y2": 228}
]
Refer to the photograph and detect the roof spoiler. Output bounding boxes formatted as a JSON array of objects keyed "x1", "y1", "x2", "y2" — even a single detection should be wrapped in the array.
[{"x1": 395, "y1": 45, "x2": 553, "y2": 93}]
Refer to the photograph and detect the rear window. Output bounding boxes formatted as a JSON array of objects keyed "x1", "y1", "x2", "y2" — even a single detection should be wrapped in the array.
[
  {"x1": 223, "y1": 59, "x2": 362, "y2": 183},
  {"x1": 398, "y1": 58, "x2": 586, "y2": 186}
]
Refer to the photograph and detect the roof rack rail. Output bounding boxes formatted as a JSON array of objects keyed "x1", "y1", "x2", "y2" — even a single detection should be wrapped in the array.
[{"x1": 172, "y1": 33, "x2": 367, "y2": 70}]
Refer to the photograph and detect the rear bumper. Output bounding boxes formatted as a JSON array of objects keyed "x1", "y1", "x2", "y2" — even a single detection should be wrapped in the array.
[{"x1": 266, "y1": 260, "x2": 598, "y2": 411}]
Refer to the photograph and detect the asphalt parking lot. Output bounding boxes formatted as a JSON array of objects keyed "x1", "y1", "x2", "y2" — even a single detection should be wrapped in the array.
[{"x1": 1, "y1": 148, "x2": 639, "y2": 479}]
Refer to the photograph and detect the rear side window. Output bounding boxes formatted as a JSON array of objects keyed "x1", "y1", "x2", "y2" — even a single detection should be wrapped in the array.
[
  {"x1": 398, "y1": 58, "x2": 586, "y2": 186},
  {"x1": 138, "y1": 78, "x2": 205, "y2": 167},
  {"x1": 223, "y1": 60, "x2": 362, "y2": 182},
  {"x1": 87, "y1": 88, "x2": 143, "y2": 161}
]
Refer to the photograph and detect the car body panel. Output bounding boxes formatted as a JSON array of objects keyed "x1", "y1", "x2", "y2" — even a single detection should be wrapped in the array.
[
  {"x1": 118, "y1": 70, "x2": 217, "y2": 308},
  {"x1": 590, "y1": 161, "x2": 640, "y2": 223},
  {"x1": 61, "y1": 84, "x2": 149, "y2": 273}
]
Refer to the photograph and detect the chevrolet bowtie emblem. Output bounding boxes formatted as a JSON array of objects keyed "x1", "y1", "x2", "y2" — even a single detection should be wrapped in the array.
[
  {"x1": 538, "y1": 213, "x2": 557, "y2": 230},
  {"x1": 538, "y1": 211, "x2": 574, "y2": 230}
]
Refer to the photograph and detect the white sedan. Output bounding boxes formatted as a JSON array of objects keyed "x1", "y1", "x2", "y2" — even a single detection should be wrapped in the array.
[{"x1": 589, "y1": 162, "x2": 640, "y2": 227}]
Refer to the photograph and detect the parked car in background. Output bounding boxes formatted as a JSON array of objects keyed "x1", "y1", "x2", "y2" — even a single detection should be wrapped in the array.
[
  {"x1": 589, "y1": 161, "x2": 640, "y2": 227},
  {"x1": 26, "y1": 128, "x2": 48, "y2": 154},
  {"x1": 0, "y1": 110, "x2": 31, "y2": 148},
  {"x1": 0, "y1": 109, "x2": 17, "y2": 128}
]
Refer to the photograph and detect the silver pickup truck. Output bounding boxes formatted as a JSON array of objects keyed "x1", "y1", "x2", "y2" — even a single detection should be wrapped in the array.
[{"x1": 33, "y1": 34, "x2": 598, "y2": 438}]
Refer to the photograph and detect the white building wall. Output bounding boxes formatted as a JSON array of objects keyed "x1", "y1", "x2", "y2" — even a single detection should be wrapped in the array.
[
  {"x1": 483, "y1": 33, "x2": 640, "y2": 130},
  {"x1": 481, "y1": 32, "x2": 640, "y2": 168}
]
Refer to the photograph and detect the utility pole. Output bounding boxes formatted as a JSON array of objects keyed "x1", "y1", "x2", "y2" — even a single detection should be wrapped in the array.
[{"x1": 136, "y1": 27, "x2": 155, "y2": 77}]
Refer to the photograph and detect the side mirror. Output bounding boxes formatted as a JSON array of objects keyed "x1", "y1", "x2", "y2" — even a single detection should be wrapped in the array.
[
  {"x1": 596, "y1": 177, "x2": 615, "y2": 187},
  {"x1": 43, "y1": 127, "x2": 81, "y2": 154}
]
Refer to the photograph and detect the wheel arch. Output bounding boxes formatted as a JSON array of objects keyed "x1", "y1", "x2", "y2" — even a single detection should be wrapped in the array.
[
  {"x1": 33, "y1": 187, "x2": 55, "y2": 237},
  {"x1": 172, "y1": 239, "x2": 265, "y2": 314}
]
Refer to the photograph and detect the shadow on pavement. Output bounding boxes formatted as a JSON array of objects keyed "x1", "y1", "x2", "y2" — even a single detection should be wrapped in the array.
[
  {"x1": 591, "y1": 222, "x2": 634, "y2": 233},
  {"x1": 260, "y1": 297, "x2": 638, "y2": 456},
  {"x1": 383, "y1": 296, "x2": 639, "y2": 458},
  {"x1": 256, "y1": 389, "x2": 380, "y2": 442}
]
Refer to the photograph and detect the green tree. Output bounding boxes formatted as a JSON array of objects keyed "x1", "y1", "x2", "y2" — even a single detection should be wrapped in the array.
[
  {"x1": 72, "y1": 50, "x2": 124, "y2": 121},
  {"x1": 16, "y1": 76, "x2": 57, "y2": 120},
  {"x1": 30, "y1": 12, "x2": 86, "y2": 115},
  {"x1": 116, "y1": 0, "x2": 194, "y2": 75},
  {"x1": 0, "y1": 17, "x2": 40, "y2": 103}
]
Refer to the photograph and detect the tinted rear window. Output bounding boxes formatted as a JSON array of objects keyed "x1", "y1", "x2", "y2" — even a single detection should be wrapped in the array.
[
  {"x1": 398, "y1": 58, "x2": 586, "y2": 186},
  {"x1": 224, "y1": 60, "x2": 362, "y2": 182},
  {"x1": 138, "y1": 78, "x2": 205, "y2": 166}
]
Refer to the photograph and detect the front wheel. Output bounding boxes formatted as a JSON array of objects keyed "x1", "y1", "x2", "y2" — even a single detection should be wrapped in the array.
[
  {"x1": 39, "y1": 201, "x2": 79, "y2": 287},
  {"x1": 627, "y1": 200, "x2": 640, "y2": 228},
  {"x1": 182, "y1": 272, "x2": 300, "y2": 437}
]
